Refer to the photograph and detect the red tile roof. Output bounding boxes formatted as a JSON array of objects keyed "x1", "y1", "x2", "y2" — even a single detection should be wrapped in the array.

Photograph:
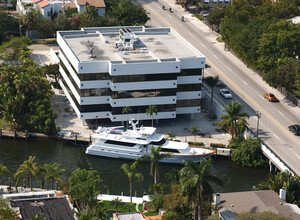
[
  {"x1": 32, "y1": 0, "x2": 42, "y2": 3},
  {"x1": 38, "y1": 0, "x2": 50, "y2": 8},
  {"x1": 62, "y1": 2, "x2": 77, "y2": 8},
  {"x1": 76, "y1": 0, "x2": 106, "y2": 8}
]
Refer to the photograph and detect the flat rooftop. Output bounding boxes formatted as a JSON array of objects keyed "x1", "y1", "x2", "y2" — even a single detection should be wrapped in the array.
[{"x1": 61, "y1": 26, "x2": 203, "y2": 63}]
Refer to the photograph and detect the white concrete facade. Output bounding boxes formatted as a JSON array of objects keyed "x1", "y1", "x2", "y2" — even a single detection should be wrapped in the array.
[{"x1": 57, "y1": 26, "x2": 205, "y2": 122}]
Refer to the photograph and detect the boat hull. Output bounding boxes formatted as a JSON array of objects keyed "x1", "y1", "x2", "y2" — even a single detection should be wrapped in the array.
[{"x1": 85, "y1": 147, "x2": 214, "y2": 164}]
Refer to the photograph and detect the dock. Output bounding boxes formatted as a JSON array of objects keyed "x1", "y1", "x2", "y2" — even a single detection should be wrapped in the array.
[{"x1": 0, "y1": 129, "x2": 29, "y2": 140}]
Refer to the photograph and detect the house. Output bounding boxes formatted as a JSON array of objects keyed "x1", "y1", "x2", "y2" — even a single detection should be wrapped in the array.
[
  {"x1": 113, "y1": 212, "x2": 164, "y2": 220},
  {"x1": 16, "y1": 0, "x2": 107, "y2": 18},
  {"x1": 2, "y1": 190, "x2": 75, "y2": 219},
  {"x1": 57, "y1": 26, "x2": 205, "y2": 124},
  {"x1": 213, "y1": 190, "x2": 300, "y2": 220}
]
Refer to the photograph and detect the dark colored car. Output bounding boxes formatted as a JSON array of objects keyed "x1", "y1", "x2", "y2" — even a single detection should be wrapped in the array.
[{"x1": 288, "y1": 125, "x2": 300, "y2": 136}]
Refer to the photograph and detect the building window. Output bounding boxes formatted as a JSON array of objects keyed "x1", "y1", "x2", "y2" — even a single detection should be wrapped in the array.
[
  {"x1": 177, "y1": 84, "x2": 201, "y2": 92},
  {"x1": 176, "y1": 99, "x2": 201, "y2": 107}
]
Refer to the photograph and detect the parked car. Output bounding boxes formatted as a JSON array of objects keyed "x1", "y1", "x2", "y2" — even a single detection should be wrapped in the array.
[
  {"x1": 288, "y1": 125, "x2": 300, "y2": 136},
  {"x1": 264, "y1": 93, "x2": 278, "y2": 102},
  {"x1": 220, "y1": 89, "x2": 232, "y2": 99}
]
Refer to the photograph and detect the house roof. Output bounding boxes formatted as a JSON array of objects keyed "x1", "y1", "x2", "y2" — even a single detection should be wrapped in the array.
[
  {"x1": 9, "y1": 197, "x2": 74, "y2": 220},
  {"x1": 76, "y1": 0, "x2": 106, "y2": 8},
  {"x1": 62, "y1": 2, "x2": 77, "y2": 8},
  {"x1": 38, "y1": 0, "x2": 50, "y2": 8},
  {"x1": 32, "y1": 0, "x2": 42, "y2": 3},
  {"x1": 215, "y1": 190, "x2": 300, "y2": 220}
]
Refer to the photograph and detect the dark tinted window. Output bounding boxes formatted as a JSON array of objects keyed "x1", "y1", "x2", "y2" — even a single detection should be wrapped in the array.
[
  {"x1": 150, "y1": 138, "x2": 166, "y2": 145},
  {"x1": 105, "y1": 140, "x2": 136, "y2": 147}
]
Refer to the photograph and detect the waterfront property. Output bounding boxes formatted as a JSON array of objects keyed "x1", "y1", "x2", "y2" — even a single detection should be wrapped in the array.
[
  {"x1": 213, "y1": 190, "x2": 300, "y2": 220},
  {"x1": 57, "y1": 26, "x2": 205, "y2": 124}
]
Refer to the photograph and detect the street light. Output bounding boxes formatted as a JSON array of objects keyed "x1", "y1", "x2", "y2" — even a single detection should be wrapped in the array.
[{"x1": 256, "y1": 111, "x2": 261, "y2": 138}]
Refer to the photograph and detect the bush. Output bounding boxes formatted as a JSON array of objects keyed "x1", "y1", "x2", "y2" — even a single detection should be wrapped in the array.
[
  {"x1": 188, "y1": 141, "x2": 204, "y2": 146},
  {"x1": 194, "y1": 14, "x2": 203, "y2": 21},
  {"x1": 210, "y1": 143, "x2": 226, "y2": 148},
  {"x1": 231, "y1": 138, "x2": 267, "y2": 168}
]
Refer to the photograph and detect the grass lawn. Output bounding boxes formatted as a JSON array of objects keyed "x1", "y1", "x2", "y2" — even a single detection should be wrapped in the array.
[
  {"x1": 144, "y1": 212, "x2": 159, "y2": 216},
  {"x1": 102, "y1": 200, "x2": 137, "y2": 213}
]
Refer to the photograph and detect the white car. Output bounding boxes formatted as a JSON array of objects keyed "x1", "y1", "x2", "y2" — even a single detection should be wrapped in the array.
[{"x1": 220, "y1": 89, "x2": 232, "y2": 99}]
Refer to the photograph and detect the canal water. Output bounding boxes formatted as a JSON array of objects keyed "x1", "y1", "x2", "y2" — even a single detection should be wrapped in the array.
[{"x1": 0, "y1": 138, "x2": 269, "y2": 195}]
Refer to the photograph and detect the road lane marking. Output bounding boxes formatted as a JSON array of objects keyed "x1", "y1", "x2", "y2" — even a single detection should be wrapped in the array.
[
  {"x1": 278, "y1": 110, "x2": 284, "y2": 117},
  {"x1": 200, "y1": 43, "x2": 206, "y2": 48},
  {"x1": 242, "y1": 80, "x2": 248, "y2": 85},
  {"x1": 296, "y1": 154, "x2": 300, "y2": 159},
  {"x1": 227, "y1": 67, "x2": 232, "y2": 71},
  {"x1": 141, "y1": 0, "x2": 300, "y2": 145},
  {"x1": 213, "y1": 54, "x2": 218, "y2": 59},
  {"x1": 273, "y1": 134, "x2": 280, "y2": 140},
  {"x1": 259, "y1": 95, "x2": 264, "y2": 100}
]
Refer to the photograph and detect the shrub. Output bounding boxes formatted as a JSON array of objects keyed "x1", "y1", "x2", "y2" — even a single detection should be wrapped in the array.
[
  {"x1": 210, "y1": 143, "x2": 226, "y2": 148},
  {"x1": 188, "y1": 141, "x2": 204, "y2": 146}
]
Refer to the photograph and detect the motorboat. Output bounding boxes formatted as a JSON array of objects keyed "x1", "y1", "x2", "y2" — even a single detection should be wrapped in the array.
[{"x1": 85, "y1": 119, "x2": 215, "y2": 164}]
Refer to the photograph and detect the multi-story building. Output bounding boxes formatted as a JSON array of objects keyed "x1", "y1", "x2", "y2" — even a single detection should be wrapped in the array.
[{"x1": 57, "y1": 26, "x2": 205, "y2": 124}]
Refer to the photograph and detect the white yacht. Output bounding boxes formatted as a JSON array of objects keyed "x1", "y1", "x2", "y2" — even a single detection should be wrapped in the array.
[{"x1": 85, "y1": 120, "x2": 215, "y2": 164}]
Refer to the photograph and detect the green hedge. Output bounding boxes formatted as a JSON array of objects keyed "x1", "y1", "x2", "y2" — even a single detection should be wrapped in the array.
[
  {"x1": 188, "y1": 141, "x2": 204, "y2": 146},
  {"x1": 210, "y1": 143, "x2": 226, "y2": 148}
]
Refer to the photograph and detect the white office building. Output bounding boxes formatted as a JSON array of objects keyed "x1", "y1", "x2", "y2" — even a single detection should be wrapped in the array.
[{"x1": 57, "y1": 26, "x2": 205, "y2": 123}]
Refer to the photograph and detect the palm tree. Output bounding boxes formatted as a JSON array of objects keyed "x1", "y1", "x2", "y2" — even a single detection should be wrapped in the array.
[
  {"x1": 122, "y1": 106, "x2": 132, "y2": 129},
  {"x1": 14, "y1": 156, "x2": 39, "y2": 190},
  {"x1": 179, "y1": 159, "x2": 222, "y2": 220},
  {"x1": 218, "y1": 102, "x2": 249, "y2": 139},
  {"x1": 191, "y1": 126, "x2": 200, "y2": 142},
  {"x1": 205, "y1": 76, "x2": 220, "y2": 118},
  {"x1": 146, "y1": 105, "x2": 158, "y2": 127},
  {"x1": 139, "y1": 146, "x2": 171, "y2": 185},
  {"x1": 111, "y1": 197, "x2": 123, "y2": 211},
  {"x1": 43, "y1": 163, "x2": 66, "y2": 190},
  {"x1": 121, "y1": 161, "x2": 143, "y2": 205},
  {"x1": 167, "y1": 132, "x2": 176, "y2": 140},
  {"x1": 0, "y1": 164, "x2": 10, "y2": 177}
]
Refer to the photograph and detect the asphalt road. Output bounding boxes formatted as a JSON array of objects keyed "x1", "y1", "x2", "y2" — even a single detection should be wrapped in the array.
[{"x1": 138, "y1": 0, "x2": 300, "y2": 175}]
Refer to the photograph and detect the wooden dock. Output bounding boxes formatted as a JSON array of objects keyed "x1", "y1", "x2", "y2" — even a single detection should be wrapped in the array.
[{"x1": 0, "y1": 129, "x2": 29, "y2": 140}]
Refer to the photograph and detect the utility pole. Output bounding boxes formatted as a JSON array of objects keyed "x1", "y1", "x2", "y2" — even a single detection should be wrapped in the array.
[{"x1": 256, "y1": 111, "x2": 261, "y2": 138}]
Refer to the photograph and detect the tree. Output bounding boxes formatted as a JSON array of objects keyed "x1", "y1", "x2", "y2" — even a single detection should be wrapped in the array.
[
  {"x1": 83, "y1": 5, "x2": 98, "y2": 20},
  {"x1": 179, "y1": 159, "x2": 222, "y2": 220},
  {"x1": 68, "y1": 168, "x2": 104, "y2": 212},
  {"x1": 43, "y1": 64, "x2": 60, "y2": 84},
  {"x1": 0, "y1": 11, "x2": 19, "y2": 44},
  {"x1": 22, "y1": 8, "x2": 41, "y2": 31},
  {"x1": 205, "y1": 76, "x2": 220, "y2": 118},
  {"x1": 111, "y1": 197, "x2": 123, "y2": 211},
  {"x1": 43, "y1": 163, "x2": 65, "y2": 190},
  {"x1": 0, "y1": 60, "x2": 56, "y2": 134},
  {"x1": 122, "y1": 106, "x2": 132, "y2": 129},
  {"x1": 64, "y1": 7, "x2": 77, "y2": 18},
  {"x1": 37, "y1": 18, "x2": 55, "y2": 41},
  {"x1": 0, "y1": 164, "x2": 10, "y2": 177},
  {"x1": 0, "y1": 36, "x2": 32, "y2": 60},
  {"x1": 191, "y1": 126, "x2": 200, "y2": 142},
  {"x1": 207, "y1": 4, "x2": 226, "y2": 32},
  {"x1": 107, "y1": 0, "x2": 150, "y2": 26},
  {"x1": 121, "y1": 161, "x2": 143, "y2": 205},
  {"x1": 235, "y1": 211, "x2": 292, "y2": 220},
  {"x1": 168, "y1": 132, "x2": 176, "y2": 140},
  {"x1": 146, "y1": 105, "x2": 158, "y2": 127},
  {"x1": 164, "y1": 184, "x2": 193, "y2": 220},
  {"x1": 0, "y1": 198, "x2": 19, "y2": 219},
  {"x1": 231, "y1": 138, "x2": 267, "y2": 168},
  {"x1": 54, "y1": 13, "x2": 72, "y2": 31},
  {"x1": 138, "y1": 146, "x2": 171, "y2": 185},
  {"x1": 14, "y1": 156, "x2": 39, "y2": 190},
  {"x1": 218, "y1": 102, "x2": 249, "y2": 139}
]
